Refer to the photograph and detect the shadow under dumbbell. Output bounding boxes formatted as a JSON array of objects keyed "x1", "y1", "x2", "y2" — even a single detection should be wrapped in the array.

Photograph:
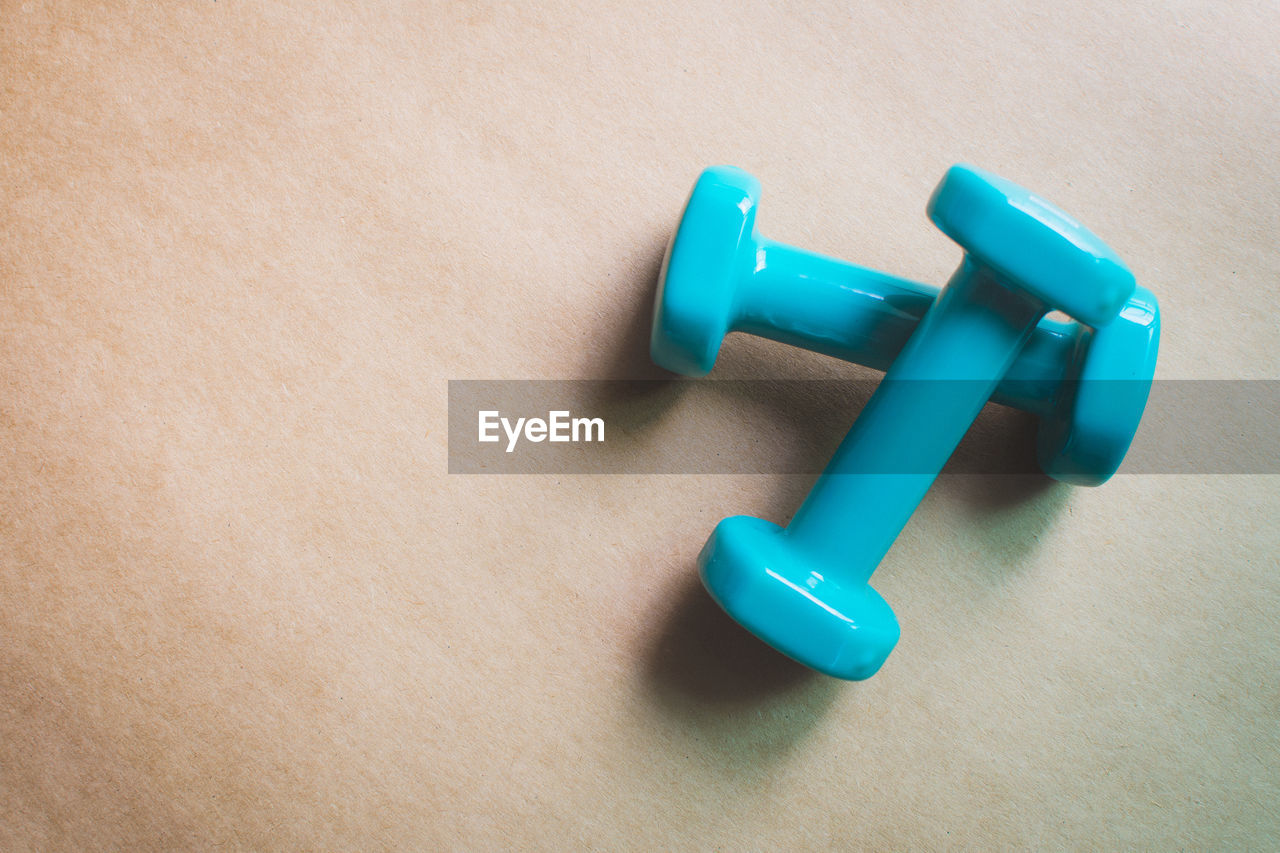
[
  {"x1": 603, "y1": 239, "x2": 675, "y2": 380},
  {"x1": 932, "y1": 404, "x2": 1072, "y2": 570},
  {"x1": 643, "y1": 573, "x2": 839, "y2": 750},
  {"x1": 579, "y1": 238, "x2": 690, "y2": 444},
  {"x1": 943, "y1": 473, "x2": 1072, "y2": 576}
]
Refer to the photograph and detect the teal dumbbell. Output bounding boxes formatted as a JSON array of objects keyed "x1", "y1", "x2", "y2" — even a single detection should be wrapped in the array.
[
  {"x1": 697, "y1": 164, "x2": 1137, "y2": 679},
  {"x1": 651, "y1": 166, "x2": 1160, "y2": 486}
]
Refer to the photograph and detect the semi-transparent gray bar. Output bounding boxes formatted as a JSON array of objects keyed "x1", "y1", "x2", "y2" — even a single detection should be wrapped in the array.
[{"x1": 447, "y1": 380, "x2": 1280, "y2": 475}]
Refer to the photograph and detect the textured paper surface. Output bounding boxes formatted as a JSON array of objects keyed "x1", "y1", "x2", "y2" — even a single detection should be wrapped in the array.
[{"x1": 2, "y1": 2, "x2": 1278, "y2": 849}]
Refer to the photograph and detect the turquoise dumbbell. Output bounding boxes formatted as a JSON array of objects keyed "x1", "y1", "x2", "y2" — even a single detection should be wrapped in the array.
[
  {"x1": 697, "y1": 164, "x2": 1137, "y2": 679},
  {"x1": 651, "y1": 166, "x2": 1159, "y2": 486}
]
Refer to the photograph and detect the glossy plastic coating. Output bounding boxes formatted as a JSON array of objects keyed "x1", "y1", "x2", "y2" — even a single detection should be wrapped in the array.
[
  {"x1": 698, "y1": 165, "x2": 1137, "y2": 679},
  {"x1": 651, "y1": 165, "x2": 1160, "y2": 485}
]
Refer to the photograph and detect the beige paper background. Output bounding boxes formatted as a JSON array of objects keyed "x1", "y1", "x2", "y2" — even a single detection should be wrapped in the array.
[{"x1": 3, "y1": 2, "x2": 1278, "y2": 849}]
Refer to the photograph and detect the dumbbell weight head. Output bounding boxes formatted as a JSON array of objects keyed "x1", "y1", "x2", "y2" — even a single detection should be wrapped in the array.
[
  {"x1": 927, "y1": 164, "x2": 1148, "y2": 485},
  {"x1": 1037, "y1": 286, "x2": 1160, "y2": 485},
  {"x1": 700, "y1": 514, "x2": 901, "y2": 681},
  {"x1": 926, "y1": 164, "x2": 1135, "y2": 328},
  {"x1": 650, "y1": 166, "x2": 760, "y2": 377},
  {"x1": 651, "y1": 165, "x2": 1159, "y2": 485}
]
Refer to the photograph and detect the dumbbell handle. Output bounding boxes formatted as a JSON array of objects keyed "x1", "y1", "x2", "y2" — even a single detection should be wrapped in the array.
[
  {"x1": 736, "y1": 239, "x2": 1077, "y2": 418},
  {"x1": 785, "y1": 259, "x2": 1045, "y2": 580}
]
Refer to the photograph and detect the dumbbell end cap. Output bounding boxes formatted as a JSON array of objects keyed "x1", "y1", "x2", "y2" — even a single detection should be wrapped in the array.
[
  {"x1": 1039, "y1": 286, "x2": 1161, "y2": 485},
  {"x1": 650, "y1": 166, "x2": 760, "y2": 376},
  {"x1": 928, "y1": 164, "x2": 1135, "y2": 328},
  {"x1": 699, "y1": 515, "x2": 900, "y2": 681}
]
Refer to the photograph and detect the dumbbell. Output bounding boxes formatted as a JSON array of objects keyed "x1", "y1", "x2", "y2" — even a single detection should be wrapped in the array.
[
  {"x1": 651, "y1": 166, "x2": 1160, "y2": 485},
  {"x1": 698, "y1": 164, "x2": 1138, "y2": 679}
]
